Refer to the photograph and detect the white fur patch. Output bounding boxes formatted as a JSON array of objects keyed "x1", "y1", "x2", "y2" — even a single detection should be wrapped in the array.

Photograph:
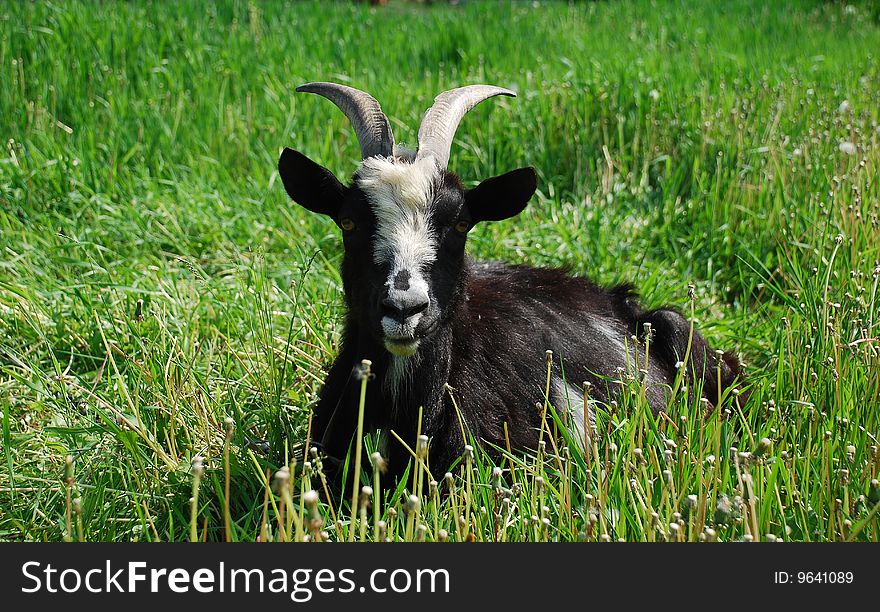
[
  {"x1": 552, "y1": 377, "x2": 595, "y2": 452},
  {"x1": 384, "y1": 353, "x2": 419, "y2": 410},
  {"x1": 594, "y1": 319, "x2": 626, "y2": 354}
]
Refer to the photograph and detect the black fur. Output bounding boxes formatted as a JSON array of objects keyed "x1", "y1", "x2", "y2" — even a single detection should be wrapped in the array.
[{"x1": 278, "y1": 148, "x2": 745, "y2": 483}]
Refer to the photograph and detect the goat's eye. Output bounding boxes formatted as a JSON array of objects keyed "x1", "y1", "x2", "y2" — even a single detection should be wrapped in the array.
[
  {"x1": 340, "y1": 218, "x2": 356, "y2": 232},
  {"x1": 454, "y1": 220, "x2": 470, "y2": 234}
]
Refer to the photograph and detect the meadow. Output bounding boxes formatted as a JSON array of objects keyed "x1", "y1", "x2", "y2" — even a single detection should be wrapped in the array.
[{"x1": 1, "y1": 0, "x2": 879, "y2": 542}]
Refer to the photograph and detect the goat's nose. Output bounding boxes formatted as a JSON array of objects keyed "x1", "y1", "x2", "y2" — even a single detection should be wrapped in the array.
[{"x1": 382, "y1": 290, "x2": 429, "y2": 323}]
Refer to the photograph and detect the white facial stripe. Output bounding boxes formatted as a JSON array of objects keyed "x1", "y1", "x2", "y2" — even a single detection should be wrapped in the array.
[{"x1": 357, "y1": 157, "x2": 439, "y2": 274}]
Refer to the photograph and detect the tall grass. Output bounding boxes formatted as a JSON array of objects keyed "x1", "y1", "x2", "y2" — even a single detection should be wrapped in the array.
[{"x1": 1, "y1": 0, "x2": 879, "y2": 541}]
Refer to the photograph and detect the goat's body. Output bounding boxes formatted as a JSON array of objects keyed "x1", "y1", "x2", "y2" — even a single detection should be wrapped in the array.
[
  {"x1": 282, "y1": 82, "x2": 744, "y2": 483},
  {"x1": 312, "y1": 259, "x2": 742, "y2": 478}
]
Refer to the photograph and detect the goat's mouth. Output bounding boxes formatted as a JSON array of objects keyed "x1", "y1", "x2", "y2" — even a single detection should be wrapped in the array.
[
  {"x1": 380, "y1": 315, "x2": 420, "y2": 356},
  {"x1": 384, "y1": 336, "x2": 420, "y2": 357},
  {"x1": 380, "y1": 316, "x2": 439, "y2": 357}
]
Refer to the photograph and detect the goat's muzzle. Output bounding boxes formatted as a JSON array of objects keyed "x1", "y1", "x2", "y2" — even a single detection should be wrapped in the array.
[{"x1": 380, "y1": 285, "x2": 430, "y2": 356}]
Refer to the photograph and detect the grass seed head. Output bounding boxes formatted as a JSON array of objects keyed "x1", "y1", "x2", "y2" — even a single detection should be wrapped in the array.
[
  {"x1": 370, "y1": 452, "x2": 387, "y2": 474},
  {"x1": 272, "y1": 466, "x2": 290, "y2": 494},
  {"x1": 683, "y1": 495, "x2": 698, "y2": 518},
  {"x1": 868, "y1": 480, "x2": 880, "y2": 504},
  {"x1": 191, "y1": 456, "x2": 205, "y2": 477},
  {"x1": 303, "y1": 489, "x2": 319, "y2": 508},
  {"x1": 416, "y1": 435, "x2": 429, "y2": 457},
  {"x1": 360, "y1": 486, "x2": 373, "y2": 508},
  {"x1": 854, "y1": 495, "x2": 867, "y2": 514},
  {"x1": 715, "y1": 494, "x2": 736, "y2": 525}
]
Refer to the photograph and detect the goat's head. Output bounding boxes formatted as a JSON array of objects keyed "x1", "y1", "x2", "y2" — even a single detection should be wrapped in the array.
[{"x1": 279, "y1": 83, "x2": 537, "y2": 357}]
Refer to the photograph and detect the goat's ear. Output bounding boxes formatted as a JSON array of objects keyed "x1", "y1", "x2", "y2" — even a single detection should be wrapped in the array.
[
  {"x1": 465, "y1": 167, "x2": 537, "y2": 222},
  {"x1": 278, "y1": 147, "x2": 345, "y2": 218}
]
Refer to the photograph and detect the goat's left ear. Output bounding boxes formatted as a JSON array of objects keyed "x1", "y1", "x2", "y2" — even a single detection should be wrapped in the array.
[{"x1": 465, "y1": 167, "x2": 537, "y2": 222}]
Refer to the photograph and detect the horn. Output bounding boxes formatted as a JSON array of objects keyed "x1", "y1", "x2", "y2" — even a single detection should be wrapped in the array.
[
  {"x1": 415, "y1": 85, "x2": 515, "y2": 169},
  {"x1": 296, "y1": 82, "x2": 395, "y2": 159}
]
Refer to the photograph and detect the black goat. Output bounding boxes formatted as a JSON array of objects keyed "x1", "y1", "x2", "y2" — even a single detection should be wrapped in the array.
[{"x1": 279, "y1": 83, "x2": 744, "y2": 480}]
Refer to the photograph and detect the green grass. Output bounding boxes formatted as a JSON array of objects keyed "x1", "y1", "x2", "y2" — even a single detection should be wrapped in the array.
[{"x1": 1, "y1": 0, "x2": 879, "y2": 542}]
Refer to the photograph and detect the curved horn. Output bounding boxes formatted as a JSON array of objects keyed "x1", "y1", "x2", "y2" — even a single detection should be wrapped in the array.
[
  {"x1": 296, "y1": 82, "x2": 394, "y2": 159},
  {"x1": 415, "y1": 85, "x2": 515, "y2": 169}
]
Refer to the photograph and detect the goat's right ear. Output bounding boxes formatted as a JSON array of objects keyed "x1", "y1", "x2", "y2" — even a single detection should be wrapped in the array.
[{"x1": 278, "y1": 147, "x2": 345, "y2": 218}]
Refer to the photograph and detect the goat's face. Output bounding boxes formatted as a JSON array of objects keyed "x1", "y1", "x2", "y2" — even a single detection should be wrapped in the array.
[
  {"x1": 349, "y1": 156, "x2": 463, "y2": 356},
  {"x1": 278, "y1": 149, "x2": 537, "y2": 357}
]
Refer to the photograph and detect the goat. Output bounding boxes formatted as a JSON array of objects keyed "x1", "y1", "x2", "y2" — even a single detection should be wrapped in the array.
[{"x1": 278, "y1": 82, "x2": 745, "y2": 481}]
